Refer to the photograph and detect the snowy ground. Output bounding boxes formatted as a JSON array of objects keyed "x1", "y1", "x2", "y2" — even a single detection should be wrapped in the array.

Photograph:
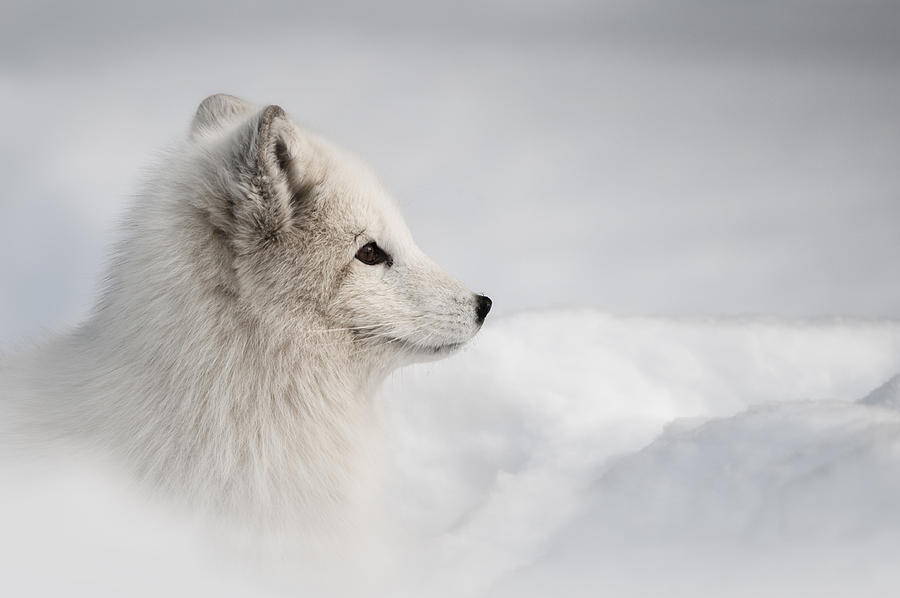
[
  {"x1": 380, "y1": 312, "x2": 900, "y2": 597},
  {"x1": 2, "y1": 311, "x2": 900, "y2": 596},
  {"x1": 3, "y1": 1, "x2": 900, "y2": 596}
]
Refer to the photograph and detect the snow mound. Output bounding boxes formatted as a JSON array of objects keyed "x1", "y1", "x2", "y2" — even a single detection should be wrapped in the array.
[
  {"x1": 588, "y1": 401, "x2": 900, "y2": 542},
  {"x1": 489, "y1": 400, "x2": 900, "y2": 598},
  {"x1": 379, "y1": 311, "x2": 900, "y2": 597},
  {"x1": 860, "y1": 374, "x2": 900, "y2": 409}
]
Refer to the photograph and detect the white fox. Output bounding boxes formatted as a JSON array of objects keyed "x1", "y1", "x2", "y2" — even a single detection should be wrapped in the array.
[{"x1": 1, "y1": 94, "x2": 491, "y2": 535}]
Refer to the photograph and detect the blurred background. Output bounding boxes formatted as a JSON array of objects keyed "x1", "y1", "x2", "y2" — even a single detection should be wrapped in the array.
[{"x1": 2, "y1": 0, "x2": 899, "y2": 345}]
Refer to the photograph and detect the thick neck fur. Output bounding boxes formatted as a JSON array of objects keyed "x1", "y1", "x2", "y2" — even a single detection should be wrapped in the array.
[{"x1": 19, "y1": 178, "x2": 381, "y2": 534}]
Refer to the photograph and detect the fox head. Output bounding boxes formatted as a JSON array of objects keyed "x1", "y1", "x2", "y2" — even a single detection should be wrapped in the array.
[{"x1": 175, "y1": 94, "x2": 490, "y2": 369}]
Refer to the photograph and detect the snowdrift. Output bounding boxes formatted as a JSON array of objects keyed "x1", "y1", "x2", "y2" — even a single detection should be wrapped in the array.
[
  {"x1": 379, "y1": 311, "x2": 900, "y2": 597},
  {"x1": 4, "y1": 310, "x2": 900, "y2": 597}
]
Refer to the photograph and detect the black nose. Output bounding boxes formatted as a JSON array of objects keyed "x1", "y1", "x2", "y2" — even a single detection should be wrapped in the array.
[{"x1": 475, "y1": 294, "x2": 492, "y2": 323}]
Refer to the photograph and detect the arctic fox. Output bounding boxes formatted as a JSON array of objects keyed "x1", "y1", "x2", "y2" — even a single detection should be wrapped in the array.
[{"x1": 1, "y1": 94, "x2": 491, "y2": 533}]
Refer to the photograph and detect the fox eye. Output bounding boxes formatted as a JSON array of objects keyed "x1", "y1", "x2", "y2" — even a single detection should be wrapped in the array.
[{"x1": 355, "y1": 242, "x2": 391, "y2": 266}]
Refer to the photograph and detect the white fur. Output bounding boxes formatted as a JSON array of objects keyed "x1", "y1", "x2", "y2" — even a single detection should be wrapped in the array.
[{"x1": 1, "y1": 95, "x2": 488, "y2": 538}]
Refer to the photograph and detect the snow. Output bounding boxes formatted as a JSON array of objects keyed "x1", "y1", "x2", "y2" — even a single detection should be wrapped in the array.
[
  {"x1": 0, "y1": 459, "x2": 265, "y2": 597},
  {"x1": 2, "y1": 313, "x2": 900, "y2": 596},
  {"x1": 861, "y1": 374, "x2": 900, "y2": 410},
  {"x1": 377, "y1": 312, "x2": 900, "y2": 597}
]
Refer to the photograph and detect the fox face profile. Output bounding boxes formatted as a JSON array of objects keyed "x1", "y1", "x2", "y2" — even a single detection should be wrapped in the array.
[{"x1": 2, "y1": 94, "x2": 490, "y2": 531}]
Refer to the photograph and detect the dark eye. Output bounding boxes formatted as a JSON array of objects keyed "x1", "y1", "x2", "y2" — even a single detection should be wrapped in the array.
[{"x1": 355, "y1": 241, "x2": 391, "y2": 266}]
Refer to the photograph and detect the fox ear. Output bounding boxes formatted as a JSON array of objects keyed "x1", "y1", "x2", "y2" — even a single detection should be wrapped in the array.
[
  {"x1": 218, "y1": 104, "x2": 316, "y2": 248},
  {"x1": 190, "y1": 93, "x2": 255, "y2": 137}
]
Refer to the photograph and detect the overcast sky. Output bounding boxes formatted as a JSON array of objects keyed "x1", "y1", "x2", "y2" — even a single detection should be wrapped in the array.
[{"x1": 2, "y1": 0, "x2": 899, "y2": 345}]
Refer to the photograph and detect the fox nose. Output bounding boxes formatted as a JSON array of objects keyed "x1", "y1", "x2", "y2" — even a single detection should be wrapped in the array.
[{"x1": 475, "y1": 294, "x2": 492, "y2": 323}]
